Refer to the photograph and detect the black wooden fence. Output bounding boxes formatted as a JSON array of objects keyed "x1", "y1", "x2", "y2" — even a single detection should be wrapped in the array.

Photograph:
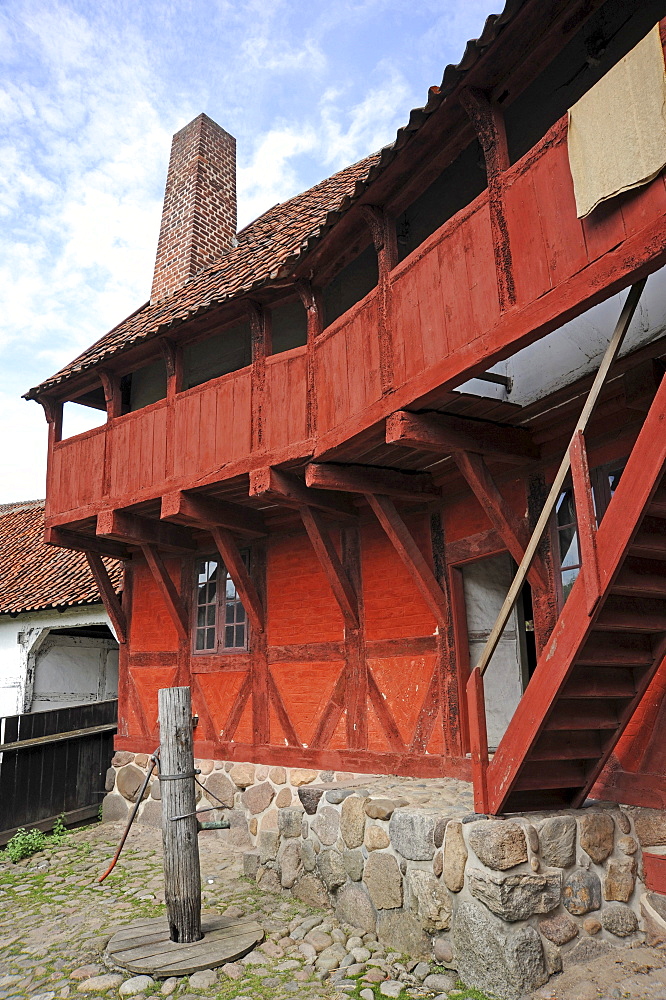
[{"x1": 0, "y1": 699, "x2": 117, "y2": 845}]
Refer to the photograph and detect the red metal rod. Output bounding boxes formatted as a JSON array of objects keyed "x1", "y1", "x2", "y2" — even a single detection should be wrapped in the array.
[{"x1": 97, "y1": 756, "x2": 157, "y2": 883}]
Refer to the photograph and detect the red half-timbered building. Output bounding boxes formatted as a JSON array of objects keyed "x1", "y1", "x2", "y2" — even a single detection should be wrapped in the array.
[{"x1": 27, "y1": 0, "x2": 666, "y2": 815}]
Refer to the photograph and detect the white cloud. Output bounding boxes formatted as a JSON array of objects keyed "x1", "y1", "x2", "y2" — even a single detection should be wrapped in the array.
[
  {"x1": 238, "y1": 126, "x2": 318, "y2": 228},
  {"x1": 0, "y1": 2, "x2": 181, "y2": 368},
  {"x1": 319, "y1": 63, "x2": 411, "y2": 168},
  {"x1": 0, "y1": 392, "x2": 48, "y2": 504},
  {"x1": 1, "y1": 0, "x2": 495, "y2": 504}
]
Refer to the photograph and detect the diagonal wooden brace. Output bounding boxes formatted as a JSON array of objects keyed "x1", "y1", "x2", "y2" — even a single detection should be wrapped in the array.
[
  {"x1": 569, "y1": 430, "x2": 601, "y2": 615},
  {"x1": 141, "y1": 543, "x2": 189, "y2": 643},
  {"x1": 210, "y1": 526, "x2": 265, "y2": 633},
  {"x1": 299, "y1": 506, "x2": 359, "y2": 628},
  {"x1": 365, "y1": 493, "x2": 448, "y2": 629},
  {"x1": 453, "y1": 451, "x2": 549, "y2": 591},
  {"x1": 85, "y1": 552, "x2": 127, "y2": 643}
]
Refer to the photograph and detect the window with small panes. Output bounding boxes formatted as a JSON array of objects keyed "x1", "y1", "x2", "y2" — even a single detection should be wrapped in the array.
[{"x1": 193, "y1": 555, "x2": 248, "y2": 652}]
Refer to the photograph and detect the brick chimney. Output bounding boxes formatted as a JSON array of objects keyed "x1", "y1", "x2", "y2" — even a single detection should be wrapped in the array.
[{"x1": 151, "y1": 113, "x2": 237, "y2": 304}]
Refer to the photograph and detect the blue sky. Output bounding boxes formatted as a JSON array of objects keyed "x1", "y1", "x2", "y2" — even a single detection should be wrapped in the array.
[{"x1": 0, "y1": 0, "x2": 495, "y2": 503}]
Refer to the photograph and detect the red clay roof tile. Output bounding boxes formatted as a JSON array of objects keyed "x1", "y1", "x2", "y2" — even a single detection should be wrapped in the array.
[
  {"x1": 0, "y1": 501, "x2": 123, "y2": 615},
  {"x1": 25, "y1": 0, "x2": 524, "y2": 400}
]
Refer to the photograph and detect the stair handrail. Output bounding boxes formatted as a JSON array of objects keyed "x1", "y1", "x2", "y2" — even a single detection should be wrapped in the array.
[{"x1": 473, "y1": 277, "x2": 647, "y2": 679}]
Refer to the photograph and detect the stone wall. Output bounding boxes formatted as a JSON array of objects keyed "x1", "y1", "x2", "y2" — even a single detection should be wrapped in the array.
[{"x1": 102, "y1": 755, "x2": 666, "y2": 1000}]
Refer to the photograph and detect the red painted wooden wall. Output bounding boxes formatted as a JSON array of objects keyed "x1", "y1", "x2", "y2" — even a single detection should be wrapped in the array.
[
  {"x1": 45, "y1": 111, "x2": 666, "y2": 528},
  {"x1": 116, "y1": 513, "x2": 470, "y2": 777}
]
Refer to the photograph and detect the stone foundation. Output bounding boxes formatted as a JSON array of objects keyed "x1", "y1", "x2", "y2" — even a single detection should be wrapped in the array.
[{"x1": 103, "y1": 754, "x2": 666, "y2": 999}]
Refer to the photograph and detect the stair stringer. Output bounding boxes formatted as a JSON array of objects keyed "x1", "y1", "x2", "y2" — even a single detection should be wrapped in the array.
[{"x1": 485, "y1": 376, "x2": 666, "y2": 815}]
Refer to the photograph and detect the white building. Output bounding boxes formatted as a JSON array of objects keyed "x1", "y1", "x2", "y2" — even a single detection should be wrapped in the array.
[{"x1": 0, "y1": 500, "x2": 121, "y2": 718}]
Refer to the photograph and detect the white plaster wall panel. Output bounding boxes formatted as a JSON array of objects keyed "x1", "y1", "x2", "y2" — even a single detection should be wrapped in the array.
[
  {"x1": 456, "y1": 268, "x2": 666, "y2": 406},
  {"x1": 0, "y1": 617, "x2": 24, "y2": 716},
  {"x1": 462, "y1": 553, "x2": 527, "y2": 750},
  {"x1": 105, "y1": 648, "x2": 119, "y2": 700},
  {"x1": 0, "y1": 604, "x2": 117, "y2": 718},
  {"x1": 31, "y1": 634, "x2": 118, "y2": 711}
]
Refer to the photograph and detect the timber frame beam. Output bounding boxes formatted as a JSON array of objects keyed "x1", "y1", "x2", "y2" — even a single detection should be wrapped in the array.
[
  {"x1": 97, "y1": 509, "x2": 196, "y2": 552},
  {"x1": 305, "y1": 462, "x2": 439, "y2": 502},
  {"x1": 452, "y1": 451, "x2": 549, "y2": 591},
  {"x1": 141, "y1": 543, "x2": 189, "y2": 642},
  {"x1": 459, "y1": 86, "x2": 515, "y2": 311},
  {"x1": 44, "y1": 526, "x2": 130, "y2": 560},
  {"x1": 161, "y1": 490, "x2": 267, "y2": 538},
  {"x1": 249, "y1": 467, "x2": 357, "y2": 520},
  {"x1": 85, "y1": 552, "x2": 127, "y2": 643},
  {"x1": 385, "y1": 408, "x2": 549, "y2": 591},
  {"x1": 210, "y1": 526, "x2": 265, "y2": 632},
  {"x1": 386, "y1": 410, "x2": 539, "y2": 464},
  {"x1": 365, "y1": 493, "x2": 448, "y2": 629},
  {"x1": 299, "y1": 506, "x2": 359, "y2": 627}
]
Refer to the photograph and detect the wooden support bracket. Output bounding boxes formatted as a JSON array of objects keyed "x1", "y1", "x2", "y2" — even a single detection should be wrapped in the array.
[
  {"x1": 295, "y1": 278, "x2": 323, "y2": 439},
  {"x1": 210, "y1": 527, "x2": 265, "y2": 633},
  {"x1": 570, "y1": 430, "x2": 601, "y2": 615},
  {"x1": 295, "y1": 279, "x2": 324, "y2": 337},
  {"x1": 98, "y1": 369, "x2": 122, "y2": 419},
  {"x1": 359, "y1": 205, "x2": 398, "y2": 275},
  {"x1": 98, "y1": 509, "x2": 196, "y2": 552},
  {"x1": 37, "y1": 395, "x2": 63, "y2": 437},
  {"x1": 299, "y1": 506, "x2": 359, "y2": 627},
  {"x1": 161, "y1": 491, "x2": 266, "y2": 538},
  {"x1": 305, "y1": 462, "x2": 439, "y2": 501},
  {"x1": 44, "y1": 526, "x2": 130, "y2": 560},
  {"x1": 359, "y1": 205, "x2": 396, "y2": 395},
  {"x1": 365, "y1": 493, "x2": 448, "y2": 629},
  {"x1": 459, "y1": 87, "x2": 509, "y2": 174},
  {"x1": 386, "y1": 410, "x2": 539, "y2": 464},
  {"x1": 159, "y1": 338, "x2": 177, "y2": 378},
  {"x1": 246, "y1": 299, "x2": 270, "y2": 359},
  {"x1": 453, "y1": 450, "x2": 549, "y2": 591},
  {"x1": 141, "y1": 544, "x2": 189, "y2": 643},
  {"x1": 459, "y1": 86, "x2": 515, "y2": 311},
  {"x1": 247, "y1": 300, "x2": 270, "y2": 453},
  {"x1": 85, "y1": 552, "x2": 127, "y2": 643},
  {"x1": 249, "y1": 467, "x2": 357, "y2": 520}
]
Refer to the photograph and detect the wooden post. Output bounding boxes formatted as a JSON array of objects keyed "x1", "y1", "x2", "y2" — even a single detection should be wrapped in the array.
[
  {"x1": 570, "y1": 430, "x2": 601, "y2": 615},
  {"x1": 466, "y1": 667, "x2": 490, "y2": 814},
  {"x1": 158, "y1": 686, "x2": 202, "y2": 943}
]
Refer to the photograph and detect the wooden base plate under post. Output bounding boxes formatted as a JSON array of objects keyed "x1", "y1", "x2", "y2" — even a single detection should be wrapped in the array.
[{"x1": 105, "y1": 912, "x2": 264, "y2": 977}]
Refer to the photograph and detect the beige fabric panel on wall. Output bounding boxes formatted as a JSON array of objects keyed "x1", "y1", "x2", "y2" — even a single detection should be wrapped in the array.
[{"x1": 568, "y1": 24, "x2": 666, "y2": 219}]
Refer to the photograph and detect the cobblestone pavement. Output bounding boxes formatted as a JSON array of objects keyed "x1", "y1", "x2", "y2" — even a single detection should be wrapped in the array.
[
  {"x1": 531, "y1": 945, "x2": 666, "y2": 1000},
  {"x1": 0, "y1": 822, "x2": 472, "y2": 1000},
  {"x1": 0, "y1": 821, "x2": 664, "y2": 1000}
]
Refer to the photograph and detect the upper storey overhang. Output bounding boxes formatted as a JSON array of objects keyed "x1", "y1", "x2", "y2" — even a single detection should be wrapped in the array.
[
  {"x1": 27, "y1": 0, "x2": 666, "y2": 533},
  {"x1": 30, "y1": 0, "x2": 660, "y2": 402}
]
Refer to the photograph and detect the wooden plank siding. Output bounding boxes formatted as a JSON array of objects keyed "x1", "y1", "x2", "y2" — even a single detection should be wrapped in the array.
[
  {"x1": 264, "y1": 349, "x2": 308, "y2": 452},
  {"x1": 173, "y1": 369, "x2": 252, "y2": 479},
  {"x1": 46, "y1": 109, "x2": 666, "y2": 527}
]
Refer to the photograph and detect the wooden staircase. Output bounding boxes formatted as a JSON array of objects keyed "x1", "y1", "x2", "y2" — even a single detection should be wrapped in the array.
[{"x1": 481, "y1": 374, "x2": 666, "y2": 815}]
